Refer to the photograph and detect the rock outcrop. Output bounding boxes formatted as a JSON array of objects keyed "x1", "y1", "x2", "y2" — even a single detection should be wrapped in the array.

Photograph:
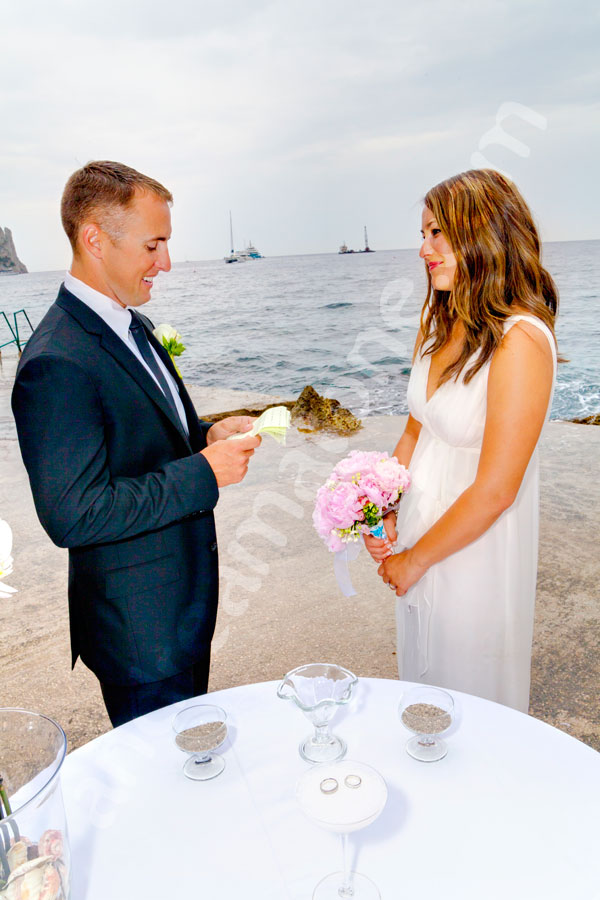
[
  {"x1": 291, "y1": 384, "x2": 362, "y2": 433},
  {"x1": 571, "y1": 414, "x2": 600, "y2": 425},
  {"x1": 0, "y1": 227, "x2": 27, "y2": 275},
  {"x1": 198, "y1": 385, "x2": 362, "y2": 435}
]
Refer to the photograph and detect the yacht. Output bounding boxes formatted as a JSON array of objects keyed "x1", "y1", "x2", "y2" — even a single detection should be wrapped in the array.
[{"x1": 239, "y1": 241, "x2": 264, "y2": 259}]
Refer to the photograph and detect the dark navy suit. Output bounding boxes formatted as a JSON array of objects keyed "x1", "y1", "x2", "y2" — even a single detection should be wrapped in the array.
[{"x1": 12, "y1": 286, "x2": 220, "y2": 717}]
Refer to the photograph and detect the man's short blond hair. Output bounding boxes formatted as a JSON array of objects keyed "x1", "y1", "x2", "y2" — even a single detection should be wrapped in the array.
[{"x1": 61, "y1": 160, "x2": 173, "y2": 251}]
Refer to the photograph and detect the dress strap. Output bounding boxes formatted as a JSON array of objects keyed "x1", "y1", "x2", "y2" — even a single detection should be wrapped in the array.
[{"x1": 504, "y1": 314, "x2": 557, "y2": 377}]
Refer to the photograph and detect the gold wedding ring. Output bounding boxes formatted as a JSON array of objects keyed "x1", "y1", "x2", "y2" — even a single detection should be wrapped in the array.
[
  {"x1": 345, "y1": 774, "x2": 362, "y2": 789},
  {"x1": 320, "y1": 777, "x2": 339, "y2": 794}
]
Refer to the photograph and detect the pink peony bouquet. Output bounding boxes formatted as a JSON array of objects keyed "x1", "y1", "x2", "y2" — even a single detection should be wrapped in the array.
[{"x1": 313, "y1": 450, "x2": 411, "y2": 552}]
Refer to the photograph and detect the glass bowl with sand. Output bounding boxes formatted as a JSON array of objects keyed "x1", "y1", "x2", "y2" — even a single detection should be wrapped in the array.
[
  {"x1": 172, "y1": 705, "x2": 228, "y2": 781},
  {"x1": 398, "y1": 686, "x2": 454, "y2": 762}
]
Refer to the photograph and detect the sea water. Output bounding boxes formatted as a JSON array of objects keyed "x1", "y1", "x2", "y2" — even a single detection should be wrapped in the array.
[{"x1": 1, "y1": 240, "x2": 597, "y2": 421}]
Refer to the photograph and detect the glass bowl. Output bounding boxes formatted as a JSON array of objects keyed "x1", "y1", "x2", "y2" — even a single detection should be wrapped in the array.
[
  {"x1": 172, "y1": 704, "x2": 228, "y2": 781},
  {"x1": 398, "y1": 686, "x2": 454, "y2": 762},
  {"x1": 277, "y1": 663, "x2": 358, "y2": 763}
]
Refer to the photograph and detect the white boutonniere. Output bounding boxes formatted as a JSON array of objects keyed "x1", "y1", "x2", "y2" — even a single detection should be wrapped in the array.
[
  {"x1": 153, "y1": 324, "x2": 186, "y2": 377},
  {"x1": 0, "y1": 519, "x2": 17, "y2": 599}
]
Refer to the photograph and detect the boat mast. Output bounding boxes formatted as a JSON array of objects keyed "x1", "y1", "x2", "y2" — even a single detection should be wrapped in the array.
[
  {"x1": 364, "y1": 226, "x2": 369, "y2": 250},
  {"x1": 229, "y1": 211, "x2": 234, "y2": 254}
]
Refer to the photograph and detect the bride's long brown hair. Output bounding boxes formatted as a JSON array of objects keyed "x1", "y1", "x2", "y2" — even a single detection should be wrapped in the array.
[{"x1": 420, "y1": 169, "x2": 560, "y2": 385}]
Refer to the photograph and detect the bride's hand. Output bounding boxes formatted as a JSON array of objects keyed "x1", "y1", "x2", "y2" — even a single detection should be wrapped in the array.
[
  {"x1": 363, "y1": 512, "x2": 398, "y2": 562},
  {"x1": 377, "y1": 548, "x2": 427, "y2": 596}
]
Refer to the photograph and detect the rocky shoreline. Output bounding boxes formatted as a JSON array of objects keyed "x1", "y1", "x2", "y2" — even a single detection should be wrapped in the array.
[{"x1": 570, "y1": 414, "x2": 600, "y2": 425}]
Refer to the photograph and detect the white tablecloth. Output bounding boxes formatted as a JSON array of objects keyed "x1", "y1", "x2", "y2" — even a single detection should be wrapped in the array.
[{"x1": 61, "y1": 678, "x2": 600, "y2": 899}]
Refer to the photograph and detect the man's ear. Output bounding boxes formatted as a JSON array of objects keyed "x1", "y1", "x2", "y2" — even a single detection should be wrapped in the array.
[{"x1": 80, "y1": 224, "x2": 103, "y2": 259}]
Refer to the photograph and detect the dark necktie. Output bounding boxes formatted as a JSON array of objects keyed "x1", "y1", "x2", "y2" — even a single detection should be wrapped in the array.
[{"x1": 129, "y1": 312, "x2": 182, "y2": 426}]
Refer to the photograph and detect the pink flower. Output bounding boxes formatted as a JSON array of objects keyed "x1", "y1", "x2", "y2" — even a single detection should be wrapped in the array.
[
  {"x1": 332, "y1": 450, "x2": 384, "y2": 482},
  {"x1": 357, "y1": 474, "x2": 387, "y2": 508},
  {"x1": 373, "y1": 457, "x2": 411, "y2": 496},
  {"x1": 313, "y1": 481, "x2": 364, "y2": 552},
  {"x1": 313, "y1": 485, "x2": 336, "y2": 538},
  {"x1": 325, "y1": 481, "x2": 364, "y2": 529}
]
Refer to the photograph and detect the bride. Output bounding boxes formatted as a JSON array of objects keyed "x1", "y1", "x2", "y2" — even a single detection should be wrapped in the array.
[{"x1": 365, "y1": 169, "x2": 559, "y2": 712}]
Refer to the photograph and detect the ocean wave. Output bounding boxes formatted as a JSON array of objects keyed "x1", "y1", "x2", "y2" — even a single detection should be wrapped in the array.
[
  {"x1": 372, "y1": 356, "x2": 403, "y2": 366},
  {"x1": 551, "y1": 380, "x2": 600, "y2": 419}
]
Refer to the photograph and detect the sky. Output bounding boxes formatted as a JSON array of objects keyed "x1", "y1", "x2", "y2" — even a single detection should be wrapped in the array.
[{"x1": 1, "y1": 0, "x2": 599, "y2": 271}]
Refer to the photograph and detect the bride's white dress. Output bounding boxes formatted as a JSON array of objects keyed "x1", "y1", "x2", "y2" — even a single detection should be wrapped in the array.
[{"x1": 394, "y1": 315, "x2": 557, "y2": 712}]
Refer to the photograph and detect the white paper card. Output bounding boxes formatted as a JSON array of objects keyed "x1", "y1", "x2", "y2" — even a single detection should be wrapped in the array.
[{"x1": 228, "y1": 406, "x2": 291, "y2": 445}]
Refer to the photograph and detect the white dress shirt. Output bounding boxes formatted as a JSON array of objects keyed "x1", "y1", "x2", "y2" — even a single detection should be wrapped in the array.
[{"x1": 64, "y1": 272, "x2": 189, "y2": 435}]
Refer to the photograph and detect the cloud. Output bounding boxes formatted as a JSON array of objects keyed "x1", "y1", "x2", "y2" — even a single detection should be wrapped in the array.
[{"x1": 0, "y1": 0, "x2": 598, "y2": 269}]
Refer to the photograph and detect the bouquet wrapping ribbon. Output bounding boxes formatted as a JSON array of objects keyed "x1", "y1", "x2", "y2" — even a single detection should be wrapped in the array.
[
  {"x1": 334, "y1": 541, "x2": 363, "y2": 597},
  {"x1": 333, "y1": 507, "x2": 399, "y2": 597}
]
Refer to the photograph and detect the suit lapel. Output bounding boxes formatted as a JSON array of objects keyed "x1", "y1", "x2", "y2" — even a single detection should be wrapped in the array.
[
  {"x1": 139, "y1": 316, "x2": 201, "y2": 447},
  {"x1": 56, "y1": 287, "x2": 192, "y2": 450}
]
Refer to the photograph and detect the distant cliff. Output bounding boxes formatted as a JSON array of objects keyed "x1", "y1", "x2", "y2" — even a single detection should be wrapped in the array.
[{"x1": 0, "y1": 227, "x2": 27, "y2": 275}]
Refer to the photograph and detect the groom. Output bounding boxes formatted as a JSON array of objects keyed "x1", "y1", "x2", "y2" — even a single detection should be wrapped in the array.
[{"x1": 12, "y1": 160, "x2": 260, "y2": 726}]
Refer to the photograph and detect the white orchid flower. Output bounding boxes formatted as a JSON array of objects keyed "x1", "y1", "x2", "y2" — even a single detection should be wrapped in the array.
[
  {"x1": 153, "y1": 324, "x2": 186, "y2": 377},
  {"x1": 0, "y1": 518, "x2": 17, "y2": 599},
  {"x1": 153, "y1": 324, "x2": 183, "y2": 345}
]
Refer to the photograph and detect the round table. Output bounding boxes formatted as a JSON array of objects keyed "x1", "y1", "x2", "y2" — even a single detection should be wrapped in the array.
[{"x1": 61, "y1": 678, "x2": 600, "y2": 898}]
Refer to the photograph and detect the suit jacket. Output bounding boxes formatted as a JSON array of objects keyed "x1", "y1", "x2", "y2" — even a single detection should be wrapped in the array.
[{"x1": 11, "y1": 285, "x2": 220, "y2": 686}]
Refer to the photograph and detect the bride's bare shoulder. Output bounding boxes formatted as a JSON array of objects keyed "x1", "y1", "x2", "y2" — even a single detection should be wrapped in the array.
[{"x1": 498, "y1": 317, "x2": 554, "y2": 372}]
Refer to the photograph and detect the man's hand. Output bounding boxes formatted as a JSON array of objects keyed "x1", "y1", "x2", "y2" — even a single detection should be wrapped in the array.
[
  {"x1": 363, "y1": 511, "x2": 398, "y2": 561},
  {"x1": 206, "y1": 416, "x2": 256, "y2": 445},
  {"x1": 201, "y1": 434, "x2": 261, "y2": 486}
]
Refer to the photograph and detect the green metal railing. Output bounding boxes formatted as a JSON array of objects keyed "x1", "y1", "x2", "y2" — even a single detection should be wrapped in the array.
[{"x1": 0, "y1": 309, "x2": 34, "y2": 354}]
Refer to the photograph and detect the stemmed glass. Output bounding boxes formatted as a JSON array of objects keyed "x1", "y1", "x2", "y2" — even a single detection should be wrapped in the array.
[
  {"x1": 297, "y1": 760, "x2": 388, "y2": 899},
  {"x1": 277, "y1": 663, "x2": 358, "y2": 763},
  {"x1": 398, "y1": 685, "x2": 454, "y2": 762},
  {"x1": 172, "y1": 704, "x2": 228, "y2": 781}
]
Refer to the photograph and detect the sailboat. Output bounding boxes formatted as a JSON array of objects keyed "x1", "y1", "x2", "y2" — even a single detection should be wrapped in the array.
[{"x1": 224, "y1": 212, "x2": 246, "y2": 263}]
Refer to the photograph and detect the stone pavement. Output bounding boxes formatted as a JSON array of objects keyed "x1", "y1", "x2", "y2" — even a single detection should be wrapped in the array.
[{"x1": 1, "y1": 359, "x2": 598, "y2": 752}]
